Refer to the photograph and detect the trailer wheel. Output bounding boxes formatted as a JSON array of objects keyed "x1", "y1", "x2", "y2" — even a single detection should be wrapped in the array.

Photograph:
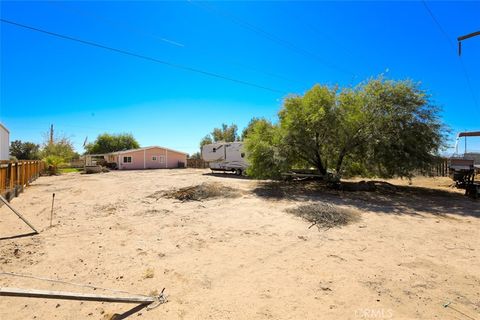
[{"x1": 235, "y1": 169, "x2": 242, "y2": 176}]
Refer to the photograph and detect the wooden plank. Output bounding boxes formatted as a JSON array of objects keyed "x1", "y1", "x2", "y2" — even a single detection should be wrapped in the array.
[
  {"x1": 0, "y1": 195, "x2": 38, "y2": 234},
  {"x1": 0, "y1": 287, "x2": 155, "y2": 304}
]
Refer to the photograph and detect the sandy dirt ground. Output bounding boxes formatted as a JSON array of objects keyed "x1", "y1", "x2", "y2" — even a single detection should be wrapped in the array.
[{"x1": 0, "y1": 169, "x2": 479, "y2": 320}]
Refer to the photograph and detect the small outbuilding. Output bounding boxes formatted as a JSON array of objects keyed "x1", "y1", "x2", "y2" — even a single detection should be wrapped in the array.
[{"x1": 86, "y1": 146, "x2": 188, "y2": 170}]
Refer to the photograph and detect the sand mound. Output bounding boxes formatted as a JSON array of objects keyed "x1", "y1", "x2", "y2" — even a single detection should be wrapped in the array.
[{"x1": 287, "y1": 203, "x2": 360, "y2": 230}]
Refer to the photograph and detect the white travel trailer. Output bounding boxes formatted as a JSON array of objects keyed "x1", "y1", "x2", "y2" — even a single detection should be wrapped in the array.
[{"x1": 201, "y1": 141, "x2": 248, "y2": 175}]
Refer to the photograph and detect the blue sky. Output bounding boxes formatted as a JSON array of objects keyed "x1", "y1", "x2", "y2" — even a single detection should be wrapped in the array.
[{"x1": 1, "y1": 0, "x2": 479, "y2": 155}]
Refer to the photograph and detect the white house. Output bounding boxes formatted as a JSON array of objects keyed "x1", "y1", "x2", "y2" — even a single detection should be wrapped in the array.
[{"x1": 0, "y1": 123, "x2": 9, "y2": 161}]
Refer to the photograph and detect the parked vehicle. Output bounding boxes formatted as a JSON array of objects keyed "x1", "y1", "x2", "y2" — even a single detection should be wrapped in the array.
[
  {"x1": 449, "y1": 131, "x2": 480, "y2": 199},
  {"x1": 201, "y1": 142, "x2": 248, "y2": 175}
]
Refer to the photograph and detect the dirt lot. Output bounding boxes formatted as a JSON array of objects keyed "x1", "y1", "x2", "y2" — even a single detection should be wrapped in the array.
[{"x1": 0, "y1": 169, "x2": 479, "y2": 320}]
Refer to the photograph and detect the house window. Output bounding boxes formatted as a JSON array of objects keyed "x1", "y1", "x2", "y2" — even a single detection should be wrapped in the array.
[
  {"x1": 152, "y1": 156, "x2": 157, "y2": 161},
  {"x1": 123, "y1": 156, "x2": 132, "y2": 163},
  {"x1": 159, "y1": 155, "x2": 165, "y2": 163}
]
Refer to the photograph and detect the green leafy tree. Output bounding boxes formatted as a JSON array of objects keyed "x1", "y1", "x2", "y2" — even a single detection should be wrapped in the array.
[
  {"x1": 212, "y1": 123, "x2": 238, "y2": 142},
  {"x1": 189, "y1": 152, "x2": 201, "y2": 159},
  {"x1": 279, "y1": 85, "x2": 339, "y2": 175},
  {"x1": 10, "y1": 140, "x2": 40, "y2": 160},
  {"x1": 40, "y1": 133, "x2": 77, "y2": 174},
  {"x1": 244, "y1": 119, "x2": 287, "y2": 179},
  {"x1": 355, "y1": 78, "x2": 446, "y2": 177},
  {"x1": 241, "y1": 117, "x2": 268, "y2": 140},
  {"x1": 43, "y1": 155, "x2": 66, "y2": 175},
  {"x1": 200, "y1": 135, "x2": 213, "y2": 148},
  {"x1": 85, "y1": 133, "x2": 140, "y2": 154},
  {"x1": 245, "y1": 77, "x2": 446, "y2": 179},
  {"x1": 200, "y1": 123, "x2": 238, "y2": 148},
  {"x1": 41, "y1": 136, "x2": 77, "y2": 162}
]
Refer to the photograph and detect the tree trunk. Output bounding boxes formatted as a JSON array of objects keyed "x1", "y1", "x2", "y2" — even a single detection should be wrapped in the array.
[
  {"x1": 314, "y1": 150, "x2": 327, "y2": 175},
  {"x1": 336, "y1": 148, "x2": 346, "y2": 174},
  {"x1": 313, "y1": 132, "x2": 327, "y2": 175}
]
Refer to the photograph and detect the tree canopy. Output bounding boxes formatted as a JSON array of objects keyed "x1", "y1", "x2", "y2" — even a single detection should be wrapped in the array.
[
  {"x1": 40, "y1": 133, "x2": 77, "y2": 174},
  {"x1": 245, "y1": 77, "x2": 446, "y2": 179},
  {"x1": 85, "y1": 133, "x2": 140, "y2": 154},
  {"x1": 241, "y1": 117, "x2": 268, "y2": 140},
  {"x1": 200, "y1": 123, "x2": 238, "y2": 147},
  {"x1": 10, "y1": 140, "x2": 40, "y2": 160},
  {"x1": 189, "y1": 151, "x2": 201, "y2": 159},
  {"x1": 41, "y1": 136, "x2": 77, "y2": 162}
]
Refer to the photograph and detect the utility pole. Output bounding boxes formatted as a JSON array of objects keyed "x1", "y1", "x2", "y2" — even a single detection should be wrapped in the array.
[
  {"x1": 49, "y1": 124, "x2": 54, "y2": 145},
  {"x1": 457, "y1": 31, "x2": 480, "y2": 56}
]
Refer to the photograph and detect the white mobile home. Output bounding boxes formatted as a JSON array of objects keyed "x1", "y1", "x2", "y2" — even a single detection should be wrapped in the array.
[
  {"x1": 0, "y1": 123, "x2": 9, "y2": 160},
  {"x1": 201, "y1": 141, "x2": 248, "y2": 175}
]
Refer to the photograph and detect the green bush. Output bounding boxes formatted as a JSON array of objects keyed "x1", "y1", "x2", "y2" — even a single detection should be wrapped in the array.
[{"x1": 43, "y1": 155, "x2": 66, "y2": 175}]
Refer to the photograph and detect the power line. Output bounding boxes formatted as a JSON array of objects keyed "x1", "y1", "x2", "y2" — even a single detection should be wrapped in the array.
[
  {"x1": 187, "y1": 0, "x2": 355, "y2": 77},
  {"x1": 298, "y1": 19, "x2": 377, "y2": 75},
  {"x1": 421, "y1": 0, "x2": 479, "y2": 111},
  {"x1": 1, "y1": 18, "x2": 286, "y2": 94},
  {"x1": 49, "y1": 0, "x2": 185, "y2": 48},
  {"x1": 47, "y1": 1, "x2": 304, "y2": 87},
  {"x1": 421, "y1": 1, "x2": 455, "y2": 47}
]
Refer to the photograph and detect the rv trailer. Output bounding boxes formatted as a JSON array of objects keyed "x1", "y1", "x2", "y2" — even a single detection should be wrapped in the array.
[{"x1": 201, "y1": 142, "x2": 248, "y2": 175}]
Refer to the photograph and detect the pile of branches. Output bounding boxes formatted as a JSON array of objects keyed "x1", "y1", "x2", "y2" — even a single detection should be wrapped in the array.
[
  {"x1": 160, "y1": 183, "x2": 240, "y2": 202},
  {"x1": 286, "y1": 202, "x2": 360, "y2": 230}
]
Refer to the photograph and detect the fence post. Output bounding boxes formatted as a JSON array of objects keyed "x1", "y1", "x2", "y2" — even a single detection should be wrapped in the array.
[
  {"x1": 22, "y1": 161, "x2": 26, "y2": 186},
  {"x1": 7, "y1": 162, "x2": 13, "y2": 193},
  {"x1": 1, "y1": 162, "x2": 6, "y2": 194}
]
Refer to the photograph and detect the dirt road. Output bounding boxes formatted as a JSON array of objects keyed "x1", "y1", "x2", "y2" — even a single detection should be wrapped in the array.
[{"x1": 1, "y1": 169, "x2": 478, "y2": 319}]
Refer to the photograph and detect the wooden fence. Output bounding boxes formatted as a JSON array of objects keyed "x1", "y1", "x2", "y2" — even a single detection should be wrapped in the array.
[
  {"x1": 187, "y1": 158, "x2": 210, "y2": 169},
  {"x1": 0, "y1": 160, "x2": 44, "y2": 201},
  {"x1": 430, "y1": 158, "x2": 449, "y2": 177}
]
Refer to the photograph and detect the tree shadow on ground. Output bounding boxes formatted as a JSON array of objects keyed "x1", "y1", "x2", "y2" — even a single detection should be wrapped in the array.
[
  {"x1": 252, "y1": 181, "x2": 480, "y2": 218},
  {"x1": 202, "y1": 172, "x2": 251, "y2": 180}
]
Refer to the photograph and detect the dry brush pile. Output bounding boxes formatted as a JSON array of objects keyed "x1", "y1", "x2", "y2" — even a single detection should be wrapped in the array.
[
  {"x1": 150, "y1": 183, "x2": 241, "y2": 202},
  {"x1": 286, "y1": 202, "x2": 360, "y2": 230}
]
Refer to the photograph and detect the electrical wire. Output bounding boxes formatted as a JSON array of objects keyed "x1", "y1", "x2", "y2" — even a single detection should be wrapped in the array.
[
  {"x1": 49, "y1": 0, "x2": 185, "y2": 47},
  {"x1": 187, "y1": 0, "x2": 355, "y2": 77},
  {"x1": 1, "y1": 18, "x2": 286, "y2": 95},
  {"x1": 421, "y1": 0, "x2": 479, "y2": 112},
  {"x1": 298, "y1": 18, "x2": 377, "y2": 76},
  {"x1": 47, "y1": 1, "x2": 305, "y2": 87}
]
